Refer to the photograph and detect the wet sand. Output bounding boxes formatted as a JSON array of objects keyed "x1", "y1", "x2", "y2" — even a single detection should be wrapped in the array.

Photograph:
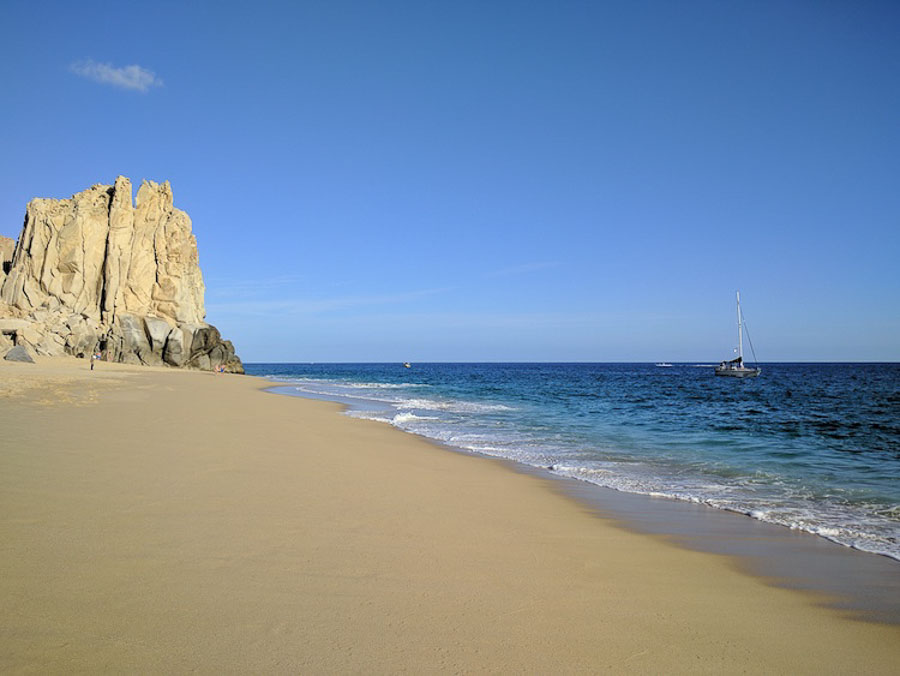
[
  {"x1": 1, "y1": 358, "x2": 898, "y2": 673},
  {"x1": 550, "y1": 471, "x2": 900, "y2": 624}
]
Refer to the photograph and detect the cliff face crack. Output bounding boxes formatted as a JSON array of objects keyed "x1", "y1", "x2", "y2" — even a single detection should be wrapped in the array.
[
  {"x1": 98, "y1": 186, "x2": 115, "y2": 322},
  {"x1": 80, "y1": 208, "x2": 89, "y2": 313},
  {"x1": 0, "y1": 177, "x2": 243, "y2": 372},
  {"x1": 153, "y1": 228, "x2": 161, "y2": 291},
  {"x1": 36, "y1": 216, "x2": 53, "y2": 299}
]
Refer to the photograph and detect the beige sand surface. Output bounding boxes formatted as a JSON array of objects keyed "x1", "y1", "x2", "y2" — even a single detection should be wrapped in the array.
[{"x1": 1, "y1": 358, "x2": 898, "y2": 673}]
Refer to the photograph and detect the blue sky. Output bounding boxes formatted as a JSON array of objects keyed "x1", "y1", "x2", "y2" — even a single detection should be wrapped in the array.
[{"x1": 1, "y1": 1, "x2": 897, "y2": 361}]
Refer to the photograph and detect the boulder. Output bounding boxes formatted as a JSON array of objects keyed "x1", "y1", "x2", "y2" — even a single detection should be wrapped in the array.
[
  {"x1": 185, "y1": 324, "x2": 242, "y2": 372},
  {"x1": 4, "y1": 345, "x2": 35, "y2": 363},
  {"x1": 144, "y1": 316, "x2": 173, "y2": 353},
  {"x1": 111, "y1": 313, "x2": 158, "y2": 365},
  {"x1": 189, "y1": 325, "x2": 222, "y2": 358},
  {"x1": 163, "y1": 326, "x2": 187, "y2": 367},
  {"x1": 34, "y1": 331, "x2": 66, "y2": 357},
  {"x1": 20, "y1": 324, "x2": 43, "y2": 349},
  {"x1": 194, "y1": 353, "x2": 211, "y2": 371}
]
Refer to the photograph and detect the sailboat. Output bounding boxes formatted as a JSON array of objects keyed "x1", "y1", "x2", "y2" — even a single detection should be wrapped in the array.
[{"x1": 715, "y1": 291, "x2": 761, "y2": 378}]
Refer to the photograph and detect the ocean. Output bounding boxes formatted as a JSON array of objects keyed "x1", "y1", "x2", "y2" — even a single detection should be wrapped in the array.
[{"x1": 245, "y1": 362, "x2": 900, "y2": 562}]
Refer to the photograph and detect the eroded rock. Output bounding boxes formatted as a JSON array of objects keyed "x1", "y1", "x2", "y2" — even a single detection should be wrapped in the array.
[{"x1": 0, "y1": 178, "x2": 242, "y2": 372}]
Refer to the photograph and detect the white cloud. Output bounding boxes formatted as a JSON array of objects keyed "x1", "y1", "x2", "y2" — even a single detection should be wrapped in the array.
[{"x1": 70, "y1": 59, "x2": 163, "y2": 92}]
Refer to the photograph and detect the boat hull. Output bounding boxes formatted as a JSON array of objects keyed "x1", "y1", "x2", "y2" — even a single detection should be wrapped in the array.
[{"x1": 714, "y1": 367, "x2": 761, "y2": 378}]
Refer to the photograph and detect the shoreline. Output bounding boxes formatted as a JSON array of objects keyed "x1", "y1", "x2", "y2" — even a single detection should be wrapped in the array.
[
  {"x1": 2, "y1": 359, "x2": 899, "y2": 672},
  {"x1": 544, "y1": 469, "x2": 900, "y2": 623},
  {"x1": 267, "y1": 382, "x2": 900, "y2": 625},
  {"x1": 256, "y1": 362, "x2": 899, "y2": 565}
]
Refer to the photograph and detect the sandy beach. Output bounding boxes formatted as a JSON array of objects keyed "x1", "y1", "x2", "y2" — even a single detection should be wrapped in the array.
[{"x1": 1, "y1": 359, "x2": 898, "y2": 673}]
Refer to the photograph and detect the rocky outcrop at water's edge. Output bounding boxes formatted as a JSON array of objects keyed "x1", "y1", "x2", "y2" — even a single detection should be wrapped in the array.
[{"x1": 0, "y1": 177, "x2": 243, "y2": 372}]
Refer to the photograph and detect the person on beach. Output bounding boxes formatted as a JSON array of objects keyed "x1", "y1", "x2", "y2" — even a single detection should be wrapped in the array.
[{"x1": 90, "y1": 352, "x2": 97, "y2": 370}]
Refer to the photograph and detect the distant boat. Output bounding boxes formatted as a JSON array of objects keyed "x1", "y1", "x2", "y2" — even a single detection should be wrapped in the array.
[
  {"x1": 403, "y1": 362, "x2": 411, "y2": 368},
  {"x1": 655, "y1": 362, "x2": 673, "y2": 367},
  {"x1": 715, "y1": 291, "x2": 761, "y2": 378}
]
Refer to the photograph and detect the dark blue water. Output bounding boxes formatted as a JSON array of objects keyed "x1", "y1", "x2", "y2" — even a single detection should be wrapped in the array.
[{"x1": 246, "y1": 362, "x2": 900, "y2": 561}]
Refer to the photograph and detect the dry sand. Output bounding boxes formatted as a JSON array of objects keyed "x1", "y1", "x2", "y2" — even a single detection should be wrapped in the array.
[{"x1": 1, "y1": 358, "x2": 898, "y2": 673}]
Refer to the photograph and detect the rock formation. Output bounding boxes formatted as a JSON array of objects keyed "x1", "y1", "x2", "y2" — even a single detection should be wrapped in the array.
[
  {"x1": 0, "y1": 177, "x2": 243, "y2": 372},
  {"x1": 4, "y1": 345, "x2": 35, "y2": 363}
]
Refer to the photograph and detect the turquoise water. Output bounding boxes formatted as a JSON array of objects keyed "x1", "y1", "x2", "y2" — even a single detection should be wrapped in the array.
[{"x1": 246, "y1": 362, "x2": 900, "y2": 561}]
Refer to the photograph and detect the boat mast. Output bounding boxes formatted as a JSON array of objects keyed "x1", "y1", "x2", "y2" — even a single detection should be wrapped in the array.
[{"x1": 736, "y1": 290, "x2": 743, "y2": 362}]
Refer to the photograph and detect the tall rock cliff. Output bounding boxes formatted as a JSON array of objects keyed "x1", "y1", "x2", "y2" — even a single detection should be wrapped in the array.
[{"x1": 0, "y1": 177, "x2": 243, "y2": 372}]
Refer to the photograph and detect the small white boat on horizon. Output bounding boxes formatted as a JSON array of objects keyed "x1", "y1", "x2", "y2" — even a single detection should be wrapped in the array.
[
  {"x1": 715, "y1": 291, "x2": 761, "y2": 378},
  {"x1": 655, "y1": 362, "x2": 673, "y2": 367}
]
